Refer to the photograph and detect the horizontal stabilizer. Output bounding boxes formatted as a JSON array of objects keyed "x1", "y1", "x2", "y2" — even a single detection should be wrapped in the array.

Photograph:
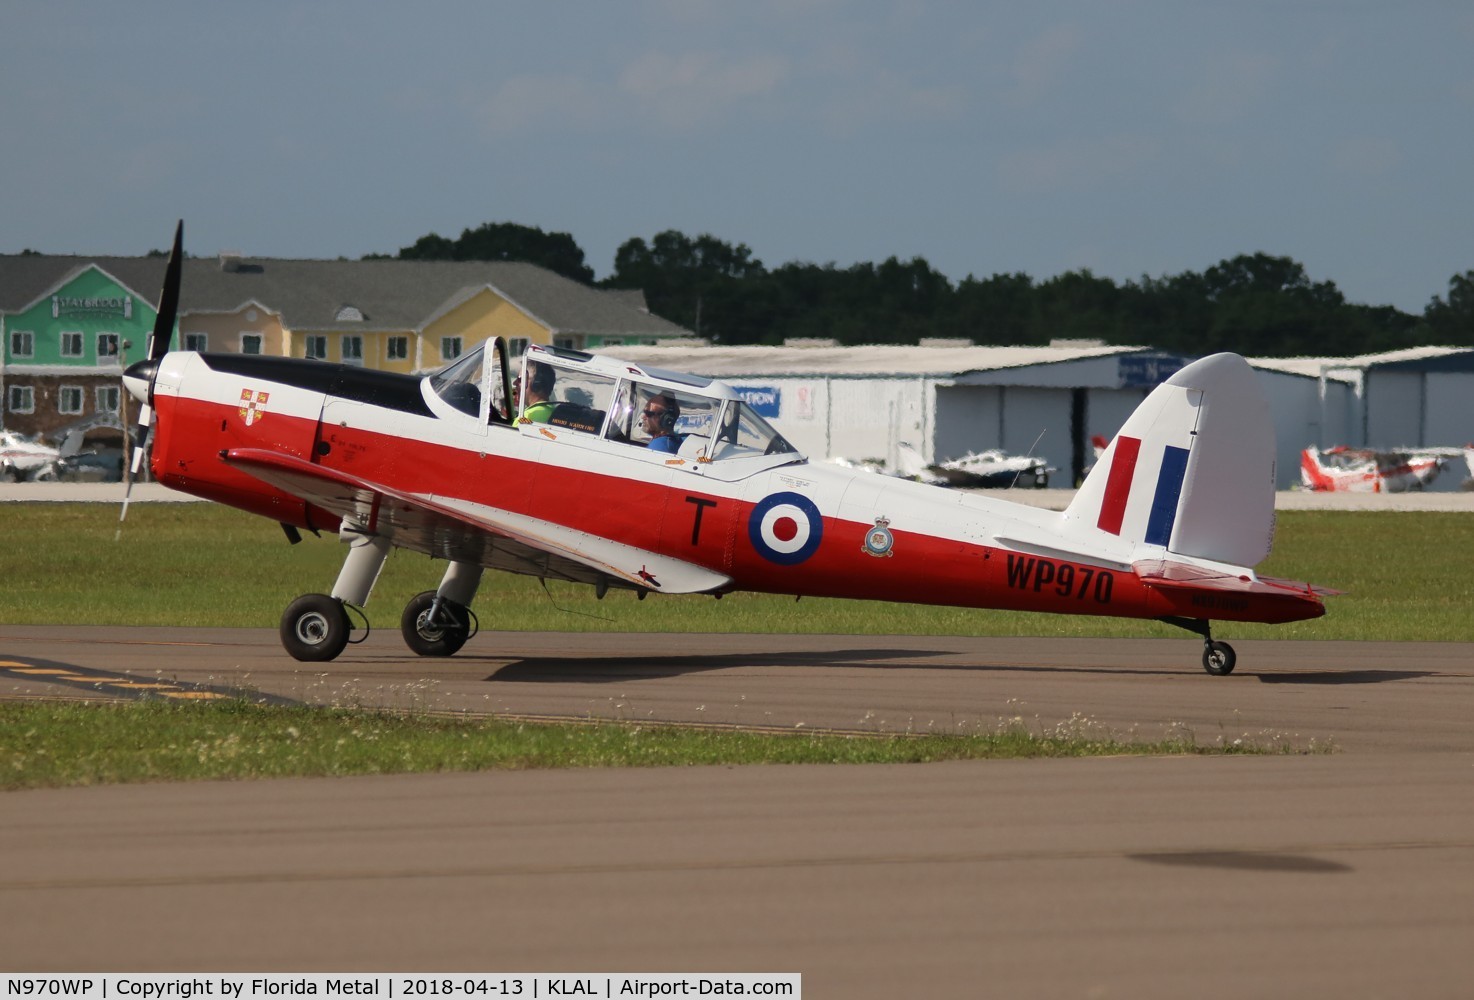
[{"x1": 1134, "y1": 559, "x2": 1340, "y2": 599}]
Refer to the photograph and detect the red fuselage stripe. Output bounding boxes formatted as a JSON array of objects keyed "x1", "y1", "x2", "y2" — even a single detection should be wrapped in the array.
[{"x1": 1097, "y1": 435, "x2": 1140, "y2": 535}]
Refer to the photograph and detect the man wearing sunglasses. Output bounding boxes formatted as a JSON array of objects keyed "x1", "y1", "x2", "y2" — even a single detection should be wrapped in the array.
[{"x1": 641, "y1": 394, "x2": 683, "y2": 453}]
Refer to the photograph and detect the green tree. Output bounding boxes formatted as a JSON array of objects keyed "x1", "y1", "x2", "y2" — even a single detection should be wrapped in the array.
[
  {"x1": 396, "y1": 222, "x2": 594, "y2": 283},
  {"x1": 606, "y1": 231, "x2": 767, "y2": 343},
  {"x1": 1424, "y1": 271, "x2": 1474, "y2": 346}
]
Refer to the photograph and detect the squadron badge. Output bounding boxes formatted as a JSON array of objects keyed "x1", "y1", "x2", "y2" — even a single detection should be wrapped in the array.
[{"x1": 863, "y1": 516, "x2": 895, "y2": 558}]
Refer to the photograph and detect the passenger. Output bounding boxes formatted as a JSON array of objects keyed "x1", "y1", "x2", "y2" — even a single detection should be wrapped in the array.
[
  {"x1": 641, "y1": 394, "x2": 683, "y2": 453},
  {"x1": 519, "y1": 363, "x2": 556, "y2": 423}
]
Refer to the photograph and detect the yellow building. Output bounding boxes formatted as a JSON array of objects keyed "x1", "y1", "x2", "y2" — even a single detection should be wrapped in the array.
[{"x1": 194, "y1": 256, "x2": 693, "y2": 371}]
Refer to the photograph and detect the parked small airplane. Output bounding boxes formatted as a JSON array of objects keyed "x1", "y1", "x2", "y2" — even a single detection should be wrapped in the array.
[
  {"x1": 896, "y1": 442, "x2": 1054, "y2": 489},
  {"x1": 1, "y1": 430, "x2": 62, "y2": 481},
  {"x1": 1300, "y1": 445, "x2": 1454, "y2": 493},
  {"x1": 122, "y1": 223, "x2": 1331, "y2": 674},
  {"x1": 0, "y1": 429, "x2": 92, "y2": 481}
]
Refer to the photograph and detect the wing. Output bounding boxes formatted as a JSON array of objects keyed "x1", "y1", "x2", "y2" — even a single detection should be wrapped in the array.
[{"x1": 222, "y1": 448, "x2": 731, "y2": 594}]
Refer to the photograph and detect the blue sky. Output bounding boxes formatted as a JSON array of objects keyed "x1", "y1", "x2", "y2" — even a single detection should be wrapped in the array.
[{"x1": 2, "y1": 1, "x2": 1470, "y2": 313}]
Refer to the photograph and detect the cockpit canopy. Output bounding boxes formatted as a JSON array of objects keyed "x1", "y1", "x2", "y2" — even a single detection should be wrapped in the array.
[{"x1": 426, "y1": 341, "x2": 801, "y2": 467}]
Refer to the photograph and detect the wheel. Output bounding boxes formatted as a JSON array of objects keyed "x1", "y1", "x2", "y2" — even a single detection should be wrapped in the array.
[
  {"x1": 401, "y1": 590, "x2": 471, "y2": 657},
  {"x1": 280, "y1": 594, "x2": 351, "y2": 662},
  {"x1": 1202, "y1": 640, "x2": 1237, "y2": 676}
]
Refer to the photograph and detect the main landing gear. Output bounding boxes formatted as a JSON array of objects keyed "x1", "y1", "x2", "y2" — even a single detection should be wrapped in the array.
[
  {"x1": 1160, "y1": 617, "x2": 1237, "y2": 676},
  {"x1": 277, "y1": 525, "x2": 484, "y2": 663}
]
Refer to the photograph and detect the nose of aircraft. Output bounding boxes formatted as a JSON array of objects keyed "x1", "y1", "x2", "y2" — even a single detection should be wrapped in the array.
[{"x1": 123, "y1": 358, "x2": 158, "y2": 404}]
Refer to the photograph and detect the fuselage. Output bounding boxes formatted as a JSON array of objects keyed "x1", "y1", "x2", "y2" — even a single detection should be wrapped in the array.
[{"x1": 139, "y1": 350, "x2": 1323, "y2": 626}]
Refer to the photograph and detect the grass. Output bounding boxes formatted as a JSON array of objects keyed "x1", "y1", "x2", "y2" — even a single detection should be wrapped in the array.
[
  {"x1": 0, "y1": 503, "x2": 1470, "y2": 641},
  {"x1": 0, "y1": 698, "x2": 1315, "y2": 791},
  {"x1": 0, "y1": 503, "x2": 1449, "y2": 788}
]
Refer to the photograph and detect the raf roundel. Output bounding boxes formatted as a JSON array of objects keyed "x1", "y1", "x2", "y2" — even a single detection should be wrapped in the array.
[{"x1": 748, "y1": 491, "x2": 824, "y2": 566}]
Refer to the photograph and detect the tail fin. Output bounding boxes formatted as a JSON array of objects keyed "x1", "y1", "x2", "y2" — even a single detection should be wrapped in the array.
[
  {"x1": 1062, "y1": 353, "x2": 1276, "y2": 567},
  {"x1": 895, "y1": 442, "x2": 930, "y2": 479}
]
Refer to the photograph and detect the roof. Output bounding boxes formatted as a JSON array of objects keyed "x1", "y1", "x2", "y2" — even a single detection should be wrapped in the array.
[
  {"x1": 0, "y1": 255, "x2": 691, "y2": 338},
  {"x1": 599, "y1": 342, "x2": 1146, "y2": 378},
  {"x1": 1247, "y1": 347, "x2": 1474, "y2": 384}
]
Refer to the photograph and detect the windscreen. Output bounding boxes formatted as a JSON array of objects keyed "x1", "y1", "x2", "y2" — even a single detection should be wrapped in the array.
[
  {"x1": 714, "y1": 401, "x2": 797, "y2": 459},
  {"x1": 428, "y1": 346, "x2": 484, "y2": 416}
]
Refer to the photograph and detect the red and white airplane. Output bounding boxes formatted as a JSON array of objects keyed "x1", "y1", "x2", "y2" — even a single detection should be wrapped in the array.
[
  {"x1": 1300, "y1": 445, "x2": 1452, "y2": 493},
  {"x1": 123, "y1": 224, "x2": 1330, "y2": 674}
]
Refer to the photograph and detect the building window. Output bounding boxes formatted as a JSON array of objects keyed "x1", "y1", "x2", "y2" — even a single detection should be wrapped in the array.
[
  {"x1": 96, "y1": 385, "x2": 120, "y2": 414},
  {"x1": 9, "y1": 331, "x2": 34, "y2": 358},
  {"x1": 305, "y1": 335, "x2": 327, "y2": 360},
  {"x1": 241, "y1": 334, "x2": 263, "y2": 355},
  {"x1": 97, "y1": 332, "x2": 120, "y2": 359},
  {"x1": 185, "y1": 333, "x2": 208, "y2": 352},
  {"x1": 59, "y1": 385, "x2": 85, "y2": 415},
  {"x1": 60, "y1": 332, "x2": 84, "y2": 357},
  {"x1": 341, "y1": 336, "x2": 363, "y2": 363},
  {"x1": 509, "y1": 337, "x2": 529, "y2": 358},
  {"x1": 441, "y1": 336, "x2": 462, "y2": 361},
  {"x1": 387, "y1": 336, "x2": 408, "y2": 361},
  {"x1": 553, "y1": 335, "x2": 577, "y2": 350},
  {"x1": 8, "y1": 386, "x2": 34, "y2": 414}
]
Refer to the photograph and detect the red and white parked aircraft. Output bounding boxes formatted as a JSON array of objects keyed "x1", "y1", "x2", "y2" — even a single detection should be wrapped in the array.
[
  {"x1": 1300, "y1": 445, "x2": 1452, "y2": 493},
  {"x1": 122, "y1": 224, "x2": 1330, "y2": 674}
]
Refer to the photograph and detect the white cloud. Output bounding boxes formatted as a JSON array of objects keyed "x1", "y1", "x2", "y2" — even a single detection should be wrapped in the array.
[
  {"x1": 474, "y1": 51, "x2": 790, "y2": 135},
  {"x1": 618, "y1": 50, "x2": 790, "y2": 128},
  {"x1": 997, "y1": 133, "x2": 1162, "y2": 194},
  {"x1": 1330, "y1": 136, "x2": 1403, "y2": 179},
  {"x1": 477, "y1": 74, "x2": 609, "y2": 135},
  {"x1": 1172, "y1": 50, "x2": 1278, "y2": 125},
  {"x1": 1006, "y1": 22, "x2": 1085, "y2": 107}
]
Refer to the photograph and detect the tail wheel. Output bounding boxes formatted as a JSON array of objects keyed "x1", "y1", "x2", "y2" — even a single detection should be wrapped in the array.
[
  {"x1": 401, "y1": 590, "x2": 472, "y2": 657},
  {"x1": 281, "y1": 594, "x2": 351, "y2": 662},
  {"x1": 1202, "y1": 640, "x2": 1237, "y2": 676}
]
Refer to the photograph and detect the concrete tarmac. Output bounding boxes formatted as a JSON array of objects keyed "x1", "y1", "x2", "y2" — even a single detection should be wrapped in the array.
[{"x1": 3, "y1": 628, "x2": 1474, "y2": 996}]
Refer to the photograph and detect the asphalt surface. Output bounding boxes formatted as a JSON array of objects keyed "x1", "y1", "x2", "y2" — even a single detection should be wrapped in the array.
[{"x1": 3, "y1": 627, "x2": 1474, "y2": 997}]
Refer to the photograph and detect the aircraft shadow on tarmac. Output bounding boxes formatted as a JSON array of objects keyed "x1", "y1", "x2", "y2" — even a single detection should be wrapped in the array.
[
  {"x1": 1253, "y1": 669, "x2": 1436, "y2": 685},
  {"x1": 478, "y1": 654, "x2": 1439, "y2": 685},
  {"x1": 481, "y1": 647, "x2": 954, "y2": 682}
]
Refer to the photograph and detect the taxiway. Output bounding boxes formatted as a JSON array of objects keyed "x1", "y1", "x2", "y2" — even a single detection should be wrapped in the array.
[{"x1": 3, "y1": 628, "x2": 1473, "y2": 997}]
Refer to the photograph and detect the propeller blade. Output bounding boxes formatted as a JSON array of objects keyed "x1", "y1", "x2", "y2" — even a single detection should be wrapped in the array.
[
  {"x1": 128, "y1": 404, "x2": 152, "y2": 476},
  {"x1": 118, "y1": 221, "x2": 183, "y2": 538},
  {"x1": 147, "y1": 220, "x2": 183, "y2": 361}
]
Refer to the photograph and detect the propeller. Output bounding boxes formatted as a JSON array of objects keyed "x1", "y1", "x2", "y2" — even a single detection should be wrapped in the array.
[{"x1": 118, "y1": 220, "x2": 183, "y2": 532}]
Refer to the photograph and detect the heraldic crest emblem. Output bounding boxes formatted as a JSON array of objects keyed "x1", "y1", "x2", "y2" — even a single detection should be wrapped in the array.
[{"x1": 239, "y1": 388, "x2": 270, "y2": 426}]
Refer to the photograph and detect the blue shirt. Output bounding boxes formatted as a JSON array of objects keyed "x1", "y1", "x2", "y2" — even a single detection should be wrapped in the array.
[{"x1": 648, "y1": 434, "x2": 681, "y2": 453}]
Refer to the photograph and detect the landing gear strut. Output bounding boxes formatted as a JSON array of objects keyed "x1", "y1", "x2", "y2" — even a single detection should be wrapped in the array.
[
  {"x1": 400, "y1": 560, "x2": 483, "y2": 657},
  {"x1": 1160, "y1": 617, "x2": 1237, "y2": 676},
  {"x1": 278, "y1": 524, "x2": 388, "y2": 662},
  {"x1": 275, "y1": 526, "x2": 486, "y2": 662},
  {"x1": 401, "y1": 591, "x2": 473, "y2": 656}
]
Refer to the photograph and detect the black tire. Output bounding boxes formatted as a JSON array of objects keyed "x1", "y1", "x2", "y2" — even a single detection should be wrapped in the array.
[
  {"x1": 401, "y1": 590, "x2": 471, "y2": 657},
  {"x1": 280, "y1": 594, "x2": 351, "y2": 662},
  {"x1": 1202, "y1": 641, "x2": 1237, "y2": 676}
]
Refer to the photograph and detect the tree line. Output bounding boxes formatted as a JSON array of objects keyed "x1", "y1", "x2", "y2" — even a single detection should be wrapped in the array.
[{"x1": 384, "y1": 222, "x2": 1473, "y2": 358}]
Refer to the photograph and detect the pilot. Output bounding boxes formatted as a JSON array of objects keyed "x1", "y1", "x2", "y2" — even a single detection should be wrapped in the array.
[
  {"x1": 519, "y1": 363, "x2": 556, "y2": 423},
  {"x1": 641, "y1": 393, "x2": 683, "y2": 453}
]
